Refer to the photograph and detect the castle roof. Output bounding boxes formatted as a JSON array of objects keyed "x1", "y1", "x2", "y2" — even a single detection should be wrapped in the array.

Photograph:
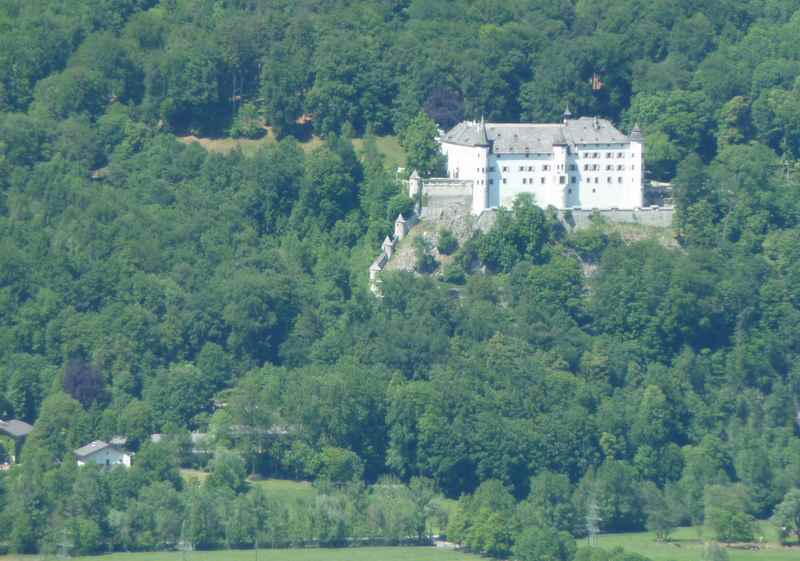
[
  {"x1": 395, "y1": 213, "x2": 406, "y2": 223},
  {"x1": 441, "y1": 117, "x2": 631, "y2": 153}
]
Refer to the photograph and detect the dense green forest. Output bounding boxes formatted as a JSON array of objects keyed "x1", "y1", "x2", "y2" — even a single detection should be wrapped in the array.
[{"x1": 2, "y1": 0, "x2": 800, "y2": 558}]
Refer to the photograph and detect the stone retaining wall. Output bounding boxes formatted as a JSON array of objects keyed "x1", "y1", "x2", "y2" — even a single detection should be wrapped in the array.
[{"x1": 558, "y1": 207, "x2": 674, "y2": 229}]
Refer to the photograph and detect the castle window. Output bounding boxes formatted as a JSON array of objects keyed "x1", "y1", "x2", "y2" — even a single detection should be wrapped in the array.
[
  {"x1": 489, "y1": 166, "x2": 495, "y2": 172},
  {"x1": 542, "y1": 164, "x2": 550, "y2": 171},
  {"x1": 606, "y1": 152, "x2": 613, "y2": 158},
  {"x1": 631, "y1": 165, "x2": 635, "y2": 170},
  {"x1": 559, "y1": 176, "x2": 566, "y2": 184},
  {"x1": 594, "y1": 177, "x2": 599, "y2": 183},
  {"x1": 571, "y1": 176, "x2": 576, "y2": 183},
  {"x1": 519, "y1": 166, "x2": 525, "y2": 172},
  {"x1": 617, "y1": 165, "x2": 624, "y2": 170},
  {"x1": 568, "y1": 188, "x2": 572, "y2": 193},
  {"x1": 503, "y1": 178, "x2": 507, "y2": 184},
  {"x1": 617, "y1": 152, "x2": 624, "y2": 158},
  {"x1": 528, "y1": 166, "x2": 534, "y2": 172},
  {"x1": 583, "y1": 164, "x2": 589, "y2": 171},
  {"x1": 541, "y1": 177, "x2": 545, "y2": 184},
  {"x1": 606, "y1": 165, "x2": 613, "y2": 171},
  {"x1": 618, "y1": 177, "x2": 623, "y2": 183},
  {"x1": 522, "y1": 178, "x2": 527, "y2": 185},
  {"x1": 593, "y1": 188, "x2": 596, "y2": 193},
  {"x1": 607, "y1": 177, "x2": 612, "y2": 183},
  {"x1": 593, "y1": 164, "x2": 599, "y2": 171},
  {"x1": 593, "y1": 152, "x2": 599, "y2": 158},
  {"x1": 489, "y1": 179, "x2": 494, "y2": 184},
  {"x1": 569, "y1": 164, "x2": 576, "y2": 171},
  {"x1": 502, "y1": 166, "x2": 509, "y2": 172}
]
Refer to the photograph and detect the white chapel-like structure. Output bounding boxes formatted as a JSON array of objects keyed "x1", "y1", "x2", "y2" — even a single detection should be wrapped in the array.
[{"x1": 435, "y1": 110, "x2": 644, "y2": 214}]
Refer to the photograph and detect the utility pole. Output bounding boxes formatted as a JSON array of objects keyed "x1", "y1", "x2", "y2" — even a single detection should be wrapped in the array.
[
  {"x1": 57, "y1": 526, "x2": 72, "y2": 560},
  {"x1": 586, "y1": 495, "x2": 602, "y2": 547},
  {"x1": 178, "y1": 520, "x2": 192, "y2": 561}
]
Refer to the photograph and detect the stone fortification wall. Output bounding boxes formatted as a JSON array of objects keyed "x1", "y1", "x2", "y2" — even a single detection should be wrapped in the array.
[
  {"x1": 419, "y1": 206, "x2": 673, "y2": 235},
  {"x1": 421, "y1": 179, "x2": 474, "y2": 215},
  {"x1": 558, "y1": 207, "x2": 674, "y2": 230}
]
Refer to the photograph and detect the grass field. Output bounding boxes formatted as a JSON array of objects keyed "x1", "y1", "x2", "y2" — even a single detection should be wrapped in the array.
[
  {"x1": 249, "y1": 478, "x2": 318, "y2": 503},
  {"x1": 0, "y1": 547, "x2": 479, "y2": 561},
  {"x1": 177, "y1": 131, "x2": 405, "y2": 170},
  {"x1": 180, "y1": 471, "x2": 318, "y2": 504},
  {"x1": 594, "y1": 525, "x2": 799, "y2": 561}
]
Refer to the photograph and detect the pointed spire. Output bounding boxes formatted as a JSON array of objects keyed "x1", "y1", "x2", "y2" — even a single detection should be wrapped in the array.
[
  {"x1": 383, "y1": 235, "x2": 393, "y2": 246},
  {"x1": 475, "y1": 114, "x2": 489, "y2": 146},
  {"x1": 409, "y1": 169, "x2": 420, "y2": 180},
  {"x1": 395, "y1": 213, "x2": 406, "y2": 224},
  {"x1": 630, "y1": 122, "x2": 643, "y2": 142},
  {"x1": 563, "y1": 104, "x2": 572, "y2": 124}
]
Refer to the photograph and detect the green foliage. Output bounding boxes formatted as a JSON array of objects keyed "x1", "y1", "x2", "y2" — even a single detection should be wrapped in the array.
[
  {"x1": 449, "y1": 480, "x2": 517, "y2": 556},
  {"x1": 772, "y1": 488, "x2": 800, "y2": 543},
  {"x1": 437, "y1": 229, "x2": 458, "y2": 255},
  {"x1": 318, "y1": 446, "x2": 365, "y2": 484},
  {"x1": 476, "y1": 194, "x2": 561, "y2": 272},
  {"x1": 230, "y1": 103, "x2": 264, "y2": 139},
  {"x1": 414, "y1": 235, "x2": 437, "y2": 273},
  {"x1": 704, "y1": 484, "x2": 757, "y2": 542},
  {"x1": 3, "y1": 1, "x2": 800, "y2": 556},
  {"x1": 399, "y1": 112, "x2": 446, "y2": 178},
  {"x1": 517, "y1": 471, "x2": 579, "y2": 534},
  {"x1": 514, "y1": 525, "x2": 577, "y2": 561}
]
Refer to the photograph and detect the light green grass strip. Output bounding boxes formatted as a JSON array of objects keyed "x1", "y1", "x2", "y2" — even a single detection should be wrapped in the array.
[{"x1": 1, "y1": 546, "x2": 479, "y2": 561}]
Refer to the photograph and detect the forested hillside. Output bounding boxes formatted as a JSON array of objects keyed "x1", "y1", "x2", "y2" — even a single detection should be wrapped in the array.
[{"x1": 2, "y1": 0, "x2": 800, "y2": 558}]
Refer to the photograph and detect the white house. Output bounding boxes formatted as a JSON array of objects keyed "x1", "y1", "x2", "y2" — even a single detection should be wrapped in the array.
[
  {"x1": 438, "y1": 111, "x2": 644, "y2": 214},
  {"x1": 74, "y1": 440, "x2": 133, "y2": 468}
]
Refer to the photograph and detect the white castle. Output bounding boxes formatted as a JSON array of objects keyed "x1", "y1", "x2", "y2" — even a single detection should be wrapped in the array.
[{"x1": 413, "y1": 110, "x2": 644, "y2": 214}]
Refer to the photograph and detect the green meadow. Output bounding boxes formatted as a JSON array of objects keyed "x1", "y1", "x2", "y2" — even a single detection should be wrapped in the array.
[
  {"x1": 0, "y1": 547, "x2": 479, "y2": 561},
  {"x1": 595, "y1": 525, "x2": 798, "y2": 561}
]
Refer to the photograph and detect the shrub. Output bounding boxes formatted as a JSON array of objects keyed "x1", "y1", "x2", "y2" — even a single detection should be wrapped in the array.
[
  {"x1": 414, "y1": 236, "x2": 437, "y2": 273},
  {"x1": 230, "y1": 102, "x2": 264, "y2": 139},
  {"x1": 437, "y1": 228, "x2": 458, "y2": 255},
  {"x1": 440, "y1": 263, "x2": 466, "y2": 284}
]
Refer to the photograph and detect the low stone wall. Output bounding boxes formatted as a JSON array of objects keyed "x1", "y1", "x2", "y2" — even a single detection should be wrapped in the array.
[
  {"x1": 422, "y1": 179, "x2": 474, "y2": 214},
  {"x1": 558, "y1": 207, "x2": 674, "y2": 230}
]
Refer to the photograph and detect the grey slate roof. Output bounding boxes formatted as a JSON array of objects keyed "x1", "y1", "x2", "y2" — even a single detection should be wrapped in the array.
[
  {"x1": 74, "y1": 440, "x2": 113, "y2": 458},
  {"x1": 0, "y1": 419, "x2": 34, "y2": 438},
  {"x1": 441, "y1": 117, "x2": 631, "y2": 153}
]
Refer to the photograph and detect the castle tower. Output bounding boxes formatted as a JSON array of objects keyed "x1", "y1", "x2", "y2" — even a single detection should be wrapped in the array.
[
  {"x1": 394, "y1": 214, "x2": 407, "y2": 240},
  {"x1": 629, "y1": 123, "x2": 645, "y2": 208},
  {"x1": 562, "y1": 104, "x2": 572, "y2": 124},
  {"x1": 382, "y1": 236, "x2": 394, "y2": 257},
  {"x1": 472, "y1": 116, "x2": 490, "y2": 215},
  {"x1": 408, "y1": 169, "x2": 421, "y2": 198}
]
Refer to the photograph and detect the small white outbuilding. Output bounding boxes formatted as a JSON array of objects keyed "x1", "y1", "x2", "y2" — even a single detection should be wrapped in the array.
[{"x1": 74, "y1": 440, "x2": 132, "y2": 468}]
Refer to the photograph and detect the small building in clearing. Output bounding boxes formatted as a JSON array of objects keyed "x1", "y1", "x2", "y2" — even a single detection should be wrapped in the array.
[
  {"x1": 74, "y1": 440, "x2": 133, "y2": 468},
  {"x1": 0, "y1": 419, "x2": 34, "y2": 463}
]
